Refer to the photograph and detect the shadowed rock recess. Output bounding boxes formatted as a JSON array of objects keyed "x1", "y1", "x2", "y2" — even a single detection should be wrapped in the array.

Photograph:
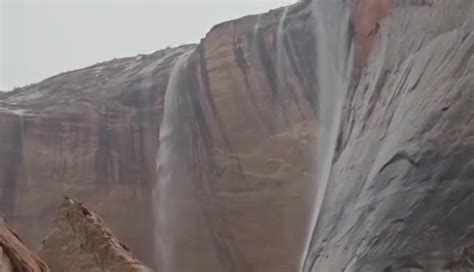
[
  {"x1": 39, "y1": 197, "x2": 151, "y2": 272},
  {"x1": 0, "y1": 0, "x2": 472, "y2": 271}
]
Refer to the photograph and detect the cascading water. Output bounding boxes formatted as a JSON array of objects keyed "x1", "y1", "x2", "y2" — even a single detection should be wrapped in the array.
[
  {"x1": 276, "y1": 6, "x2": 290, "y2": 95},
  {"x1": 301, "y1": 0, "x2": 354, "y2": 271},
  {"x1": 153, "y1": 47, "x2": 221, "y2": 272},
  {"x1": 153, "y1": 49, "x2": 193, "y2": 271}
]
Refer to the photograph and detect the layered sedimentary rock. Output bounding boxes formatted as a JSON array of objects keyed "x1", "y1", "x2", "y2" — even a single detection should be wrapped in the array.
[
  {"x1": 0, "y1": 0, "x2": 472, "y2": 271},
  {"x1": 304, "y1": 0, "x2": 474, "y2": 271},
  {"x1": 0, "y1": 45, "x2": 195, "y2": 266},
  {"x1": 39, "y1": 197, "x2": 150, "y2": 272},
  {"x1": 0, "y1": 2, "x2": 318, "y2": 270},
  {"x1": 153, "y1": 3, "x2": 319, "y2": 271},
  {"x1": 0, "y1": 217, "x2": 49, "y2": 272}
]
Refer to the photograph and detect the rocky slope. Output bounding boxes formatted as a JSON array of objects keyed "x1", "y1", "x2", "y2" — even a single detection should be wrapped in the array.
[
  {"x1": 0, "y1": 216, "x2": 49, "y2": 271},
  {"x1": 303, "y1": 0, "x2": 474, "y2": 271},
  {"x1": 39, "y1": 197, "x2": 150, "y2": 272}
]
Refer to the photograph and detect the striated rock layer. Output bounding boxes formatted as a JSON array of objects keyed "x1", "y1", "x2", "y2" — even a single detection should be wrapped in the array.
[
  {"x1": 0, "y1": 0, "x2": 472, "y2": 271},
  {"x1": 0, "y1": 1, "x2": 318, "y2": 270},
  {"x1": 0, "y1": 45, "x2": 193, "y2": 266},
  {"x1": 39, "y1": 197, "x2": 151, "y2": 272},
  {"x1": 153, "y1": 2, "x2": 319, "y2": 271},
  {"x1": 304, "y1": 0, "x2": 474, "y2": 271}
]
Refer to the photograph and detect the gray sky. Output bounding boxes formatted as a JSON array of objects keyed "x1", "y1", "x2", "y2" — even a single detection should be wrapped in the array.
[{"x1": 0, "y1": 0, "x2": 294, "y2": 91}]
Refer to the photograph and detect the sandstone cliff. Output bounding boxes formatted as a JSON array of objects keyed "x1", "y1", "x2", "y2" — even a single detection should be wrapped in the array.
[
  {"x1": 0, "y1": 0, "x2": 472, "y2": 271},
  {"x1": 39, "y1": 197, "x2": 150, "y2": 272},
  {"x1": 0, "y1": 1, "x2": 318, "y2": 270},
  {"x1": 0, "y1": 45, "x2": 194, "y2": 266}
]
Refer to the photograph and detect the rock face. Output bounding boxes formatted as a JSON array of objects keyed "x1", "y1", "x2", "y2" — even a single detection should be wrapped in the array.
[
  {"x1": 153, "y1": 3, "x2": 321, "y2": 271},
  {"x1": 0, "y1": 45, "x2": 194, "y2": 266},
  {"x1": 303, "y1": 0, "x2": 474, "y2": 271},
  {"x1": 39, "y1": 197, "x2": 150, "y2": 272},
  {"x1": 0, "y1": 217, "x2": 49, "y2": 272}
]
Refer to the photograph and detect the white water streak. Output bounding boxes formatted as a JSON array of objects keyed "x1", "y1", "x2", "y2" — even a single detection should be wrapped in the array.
[
  {"x1": 153, "y1": 49, "x2": 193, "y2": 271},
  {"x1": 301, "y1": 0, "x2": 354, "y2": 271},
  {"x1": 277, "y1": 6, "x2": 290, "y2": 94}
]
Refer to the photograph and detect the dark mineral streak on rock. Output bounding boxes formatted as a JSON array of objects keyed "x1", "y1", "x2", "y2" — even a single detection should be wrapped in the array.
[
  {"x1": 1, "y1": 0, "x2": 470, "y2": 271},
  {"x1": 0, "y1": 114, "x2": 24, "y2": 215}
]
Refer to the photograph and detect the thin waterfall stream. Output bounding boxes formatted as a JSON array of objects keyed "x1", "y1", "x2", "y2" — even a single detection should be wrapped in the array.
[
  {"x1": 153, "y1": 49, "x2": 194, "y2": 272},
  {"x1": 154, "y1": 2, "x2": 355, "y2": 271},
  {"x1": 301, "y1": 0, "x2": 355, "y2": 271}
]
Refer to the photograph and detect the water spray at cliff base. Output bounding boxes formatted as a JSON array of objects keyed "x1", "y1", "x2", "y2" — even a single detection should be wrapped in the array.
[{"x1": 301, "y1": 0, "x2": 354, "y2": 271}]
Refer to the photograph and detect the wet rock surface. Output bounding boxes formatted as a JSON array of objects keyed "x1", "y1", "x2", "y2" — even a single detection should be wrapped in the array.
[
  {"x1": 0, "y1": 0, "x2": 472, "y2": 271},
  {"x1": 0, "y1": 2, "x2": 318, "y2": 270},
  {"x1": 304, "y1": 1, "x2": 474, "y2": 271},
  {"x1": 0, "y1": 45, "x2": 196, "y2": 266},
  {"x1": 38, "y1": 197, "x2": 151, "y2": 272}
]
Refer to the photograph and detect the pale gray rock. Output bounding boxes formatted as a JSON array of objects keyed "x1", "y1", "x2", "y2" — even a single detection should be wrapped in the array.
[{"x1": 303, "y1": 1, "x2": 474, "y2": 271}]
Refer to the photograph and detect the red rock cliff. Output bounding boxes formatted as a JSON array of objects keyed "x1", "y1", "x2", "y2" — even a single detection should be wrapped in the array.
[
  {"x1": 0, "y1": 2, "x2": 318, "y2": 270},
  {"x1": 0, "y1": 0, "x2": 473, "y2": 271}
]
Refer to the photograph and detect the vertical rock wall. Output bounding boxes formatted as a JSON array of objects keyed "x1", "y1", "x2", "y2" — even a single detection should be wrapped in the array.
[{"x1": 304, "y1": 1, "x2": 474, "y2": 271}]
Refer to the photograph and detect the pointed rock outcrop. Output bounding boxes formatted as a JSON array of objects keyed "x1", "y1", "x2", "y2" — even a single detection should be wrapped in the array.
[
  {"x1": 38, "y1": 197, "x2": 151, "y2": 272},
  {"x1": 0, "y1": 217, "x2": 49, "y2": 272}
]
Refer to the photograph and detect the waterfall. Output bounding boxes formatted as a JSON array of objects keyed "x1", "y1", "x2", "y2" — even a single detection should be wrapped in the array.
[
  {"x1": 19, "y1": 114, "x2": 26, "y2": 184},
  {"x1": 153, "y1": 49, "x2": 193, "y2": 271},
  {"x1": 301, "y1": 0, "x2": 354, "y2": 271},
  {"x1": 276, "y1": 6, "x2": 290, "y2": 95},
  {"x1": 253, "y1": 14, "x2": 262, "y2": 43},
  {"x1": 153, "y1": 46, "x2": 222, "y2": 272},
  {"x1": 19, "y1": 115, "x2": 24, "y2": 141}
]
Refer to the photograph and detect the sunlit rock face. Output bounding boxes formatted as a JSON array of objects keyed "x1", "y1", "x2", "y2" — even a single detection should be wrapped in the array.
[{"x1": 304, "y1": 0, "x2": 474, "y2": 271}]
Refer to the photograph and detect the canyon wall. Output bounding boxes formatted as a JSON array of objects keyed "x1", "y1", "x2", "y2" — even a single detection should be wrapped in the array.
[
  {"x1": 0, "y1": 0, "x2": 472, "y2": 271},
  {"x1": 0, "y1": 45, "x2": 188, "y2": 266},
  {"x1": 153, "y1": 2, "x2": 320, "y2": 271},
  {"x1": 39, "y1": 197, "x2": 151, "y2": 272},
  {"x1": 0, "y1": 2, "x2": 318, "y2": 270}
]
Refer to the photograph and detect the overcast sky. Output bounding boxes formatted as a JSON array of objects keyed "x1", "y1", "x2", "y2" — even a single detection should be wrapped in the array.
[{"x1": 0, "y1": 0, "x2": 294, "y2": 91}]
